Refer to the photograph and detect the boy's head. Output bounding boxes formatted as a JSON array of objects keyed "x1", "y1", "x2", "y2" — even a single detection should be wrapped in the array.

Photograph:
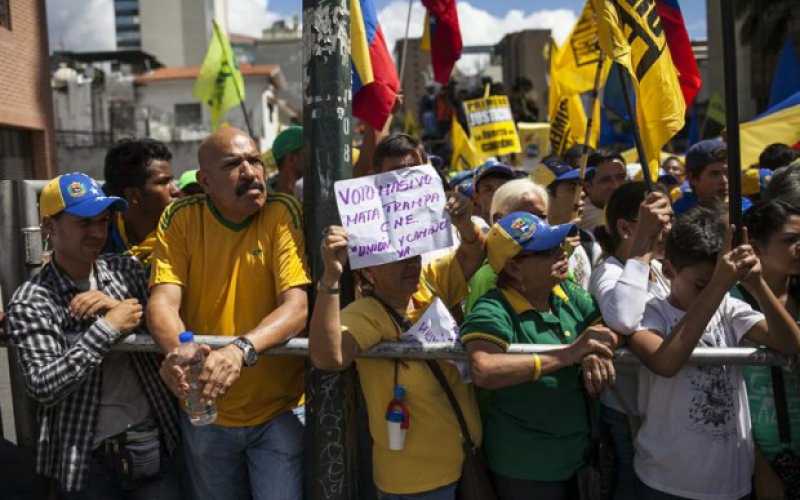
[
  {"x1": 759, "y1": 143, "x2": 799, "y2": 171},
  {"x1": 533, "y1": 157, "x2": 583, "y2": 225},
  {"x1": 472, "y1": 160, "x2": 515, "y2": 222},
  {"x1": 584, "y1": 149, "x2": 627, "y2": 209},
  {"x1": 665, "y1": 207, "x2": 727, "y2": 307},
  {"x1": 685, "y1": 139, "x2": 728, "y2": 206}
]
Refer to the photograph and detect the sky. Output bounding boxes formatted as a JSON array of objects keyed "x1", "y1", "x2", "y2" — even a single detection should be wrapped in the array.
[{"x1": 46, "y1": 0, "x2": 708, "y2": 73}]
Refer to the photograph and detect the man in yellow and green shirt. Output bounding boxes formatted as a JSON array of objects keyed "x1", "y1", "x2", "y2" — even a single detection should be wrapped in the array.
[
  {"x1": 103, "y1": 138, "x2": 180, "y2": 266},
  {"x1": 147, "y1": 126, "x2": 310, "y2": 500}
]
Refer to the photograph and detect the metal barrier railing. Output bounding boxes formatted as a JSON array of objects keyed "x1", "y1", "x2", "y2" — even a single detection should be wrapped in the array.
[{"x1": 109, "y1": 335, "x2": 795, "y2": 366}]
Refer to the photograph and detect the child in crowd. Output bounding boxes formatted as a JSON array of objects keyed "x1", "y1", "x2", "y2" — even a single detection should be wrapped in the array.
[{"x1": 630, "y1": 207, "x2": 800, "y2": 500}]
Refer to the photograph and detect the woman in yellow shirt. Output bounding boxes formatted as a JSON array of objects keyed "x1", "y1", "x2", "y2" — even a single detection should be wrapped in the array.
[{"x1": 308, "y1": 191, "x2": 484, "y2": 499}]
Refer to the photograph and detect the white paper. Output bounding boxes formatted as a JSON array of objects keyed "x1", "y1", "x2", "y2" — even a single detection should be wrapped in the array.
[
  {"x1": 334, "y1": 164, "x2": 453, "y2": 270},
  {"x1": 399, "y1": 298, "x2": 471, "y2": 382}
]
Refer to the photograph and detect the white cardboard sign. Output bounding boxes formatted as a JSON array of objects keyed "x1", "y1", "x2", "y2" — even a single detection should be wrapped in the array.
[{"x1": 334, "y1": 164, "x2": 452, "y2": 269}]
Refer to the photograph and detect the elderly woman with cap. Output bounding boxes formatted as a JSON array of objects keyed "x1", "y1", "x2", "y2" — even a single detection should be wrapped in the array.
[{"x1": 460, "y1": 211, "x2": 620, "y2": 500}]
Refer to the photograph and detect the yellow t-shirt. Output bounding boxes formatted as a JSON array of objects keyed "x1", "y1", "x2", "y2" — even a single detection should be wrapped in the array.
[
  {"x1": 150, "y1": 193, "x2": 310, "y2": 427},
  {"x1": 341, "y1": 252, "x2": 482, "y2": 494}
]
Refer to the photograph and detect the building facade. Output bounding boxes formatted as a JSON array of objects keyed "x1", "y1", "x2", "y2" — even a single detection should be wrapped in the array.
[
  {"x1": 0, "y1": 0, "x2": 56, "y2": 179},
  {"x1": 139, "y1": 0, "x2": 228, "y2": 67},
  {"x1": 114, "y1": 0, "x2": 141, "y2": 49}
]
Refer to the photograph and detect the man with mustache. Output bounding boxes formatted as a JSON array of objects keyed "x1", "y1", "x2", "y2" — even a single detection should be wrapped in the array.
[{"x1": 147, "y1": 126, "x2": 310, "y2": 500}]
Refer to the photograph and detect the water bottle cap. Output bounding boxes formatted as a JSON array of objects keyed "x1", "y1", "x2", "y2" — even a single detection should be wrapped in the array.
[
  {"x1": 178, "y1": 331, "x2": 194, "y2": 343},
  {"x1": 393, "y1": 385, "x2": 406, "y2": 399},
  {"x1": 387, "y1": 408, "x2": 405, "y2": 423}
]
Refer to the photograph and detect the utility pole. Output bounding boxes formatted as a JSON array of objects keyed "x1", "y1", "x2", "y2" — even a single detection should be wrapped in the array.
[{"x1": 302, "y1": 1, "x2": 362, "y2": 498}]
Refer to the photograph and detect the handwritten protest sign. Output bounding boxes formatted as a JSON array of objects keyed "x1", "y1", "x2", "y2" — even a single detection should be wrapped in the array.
[
  {"x1": 334, "y1": 164, "x2": 453, "y2": 269},
  {"x1": 400, "y1": 298, "x2": 470, "y2": 381},
  {"x1": 463, "y1": 95, "x2": 522, "y2": 156}
]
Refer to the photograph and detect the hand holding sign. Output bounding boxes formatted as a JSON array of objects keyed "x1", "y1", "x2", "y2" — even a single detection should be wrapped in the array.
[
  {"x1": 321, "y1": 226, "x2": 349, "y2": 285},
  {"x1": 334, "y1": 165, "x2": 453, "y2": 269}
]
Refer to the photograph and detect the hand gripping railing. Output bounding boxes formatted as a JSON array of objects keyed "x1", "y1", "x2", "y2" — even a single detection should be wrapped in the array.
[{"x1": 112, "y1": 335, "x2": 796, "y2": 366}]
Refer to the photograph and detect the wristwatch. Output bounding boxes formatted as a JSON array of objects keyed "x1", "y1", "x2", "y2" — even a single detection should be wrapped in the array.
[{"x1": 232, "y1": 337, "x2": 258, "y2": 367}]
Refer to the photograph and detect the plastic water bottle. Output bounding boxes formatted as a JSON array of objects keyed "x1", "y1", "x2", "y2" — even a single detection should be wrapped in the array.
[
  {"x1": 385, "y1": 385, "x2": 409, "y2": 450},
  {"x1": 176, "y1": 331, "x2": 217, "y2": 426}
]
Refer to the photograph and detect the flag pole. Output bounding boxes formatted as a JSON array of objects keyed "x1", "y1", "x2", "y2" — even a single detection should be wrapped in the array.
[
  {"x1": 234, "y1": 83, "x2": 256, "y2": 140},
  {"x1": 573, "y1": 53, "x2": 606, "y2": 213},
  {"x1": 720, "y1": 0, "x2": 743, "y2": 238},
  {"x1": 397, "y1": 0, "x2": 414, "y2": 86},
  {"x1": 617, "y1": 67, "x2": 654, "y2": 191}
]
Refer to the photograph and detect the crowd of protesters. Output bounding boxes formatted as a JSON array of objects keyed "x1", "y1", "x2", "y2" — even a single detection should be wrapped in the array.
[{"x1": 3, "y1": 119, "x2": 800, "y2": 500}]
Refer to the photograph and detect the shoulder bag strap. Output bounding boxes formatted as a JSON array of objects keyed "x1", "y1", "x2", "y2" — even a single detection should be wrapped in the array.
[{"x1": 425, "y1": 359, "x2": 477, "y2": 450}]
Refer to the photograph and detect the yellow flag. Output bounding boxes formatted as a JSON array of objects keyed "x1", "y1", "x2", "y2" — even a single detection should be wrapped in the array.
[
  {"x1": 451, "y1": 117, "x2": 484, "y2": 172},
  {"x1": 550, "y1": 1, "x2": 608, "y2": 96},
  {"x1": 548, "y1": 43, "x2": 602, "y2": 156},
  {"x1": 420, "y1": 12, "x2": 431, "y2": 52},
  {"x1": 593, "y1": 0, "x2": 685, "y2": 181},
  {"x1": 193, "y1": 20, "x2": 246, "y2": 130}
]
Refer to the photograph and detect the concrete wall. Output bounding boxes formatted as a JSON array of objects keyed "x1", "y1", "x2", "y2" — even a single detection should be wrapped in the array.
[
  {"x1": 56, "y1": 140, "x2": 203, "y2": 179},
  {"x1": 499, "y1": 30, "x2": 550, "y2": 117},
  {"x1": 252, "y1": 38, "x2": 303, "y2": 113},
  {"x1": 139, "y1": 0, "x2": 222, "y2": 67},
  {"x1": 134, "y1": 76, "x2": 278, "y2": 149},
  {"x1": 0, "y1": 0, "x2": 56, "y2": 178},
  {"x1": 139, "y1": 0, "x2": 185, "y2": 67}
]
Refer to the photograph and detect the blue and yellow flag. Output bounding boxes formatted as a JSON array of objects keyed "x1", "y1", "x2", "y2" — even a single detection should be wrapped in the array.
[
  {"x1": 593, "y1": 0, "x2": 685, "y2": 181},
  {"x1": 193, "y1": 20, "x2": 245, "y2": 130}
]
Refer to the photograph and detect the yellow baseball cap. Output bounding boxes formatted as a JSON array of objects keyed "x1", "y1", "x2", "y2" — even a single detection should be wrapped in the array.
[{"x1": 40, "y1": 172, "x2": 127, "y2": 219}]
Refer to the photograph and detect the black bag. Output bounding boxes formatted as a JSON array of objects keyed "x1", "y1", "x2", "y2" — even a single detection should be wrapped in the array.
[
  {"x1": 576, "y1": 395, "x2": 615, "y2": 500},
  {"x1": 101, "y1": 422, "x2": 162, "y2": 490},
  {"x1": 770, "y1": 366, "x2": 800, "y2": 499},
  {"x1": 369, "y1": 294, "x2": 497, "y2": 500}
]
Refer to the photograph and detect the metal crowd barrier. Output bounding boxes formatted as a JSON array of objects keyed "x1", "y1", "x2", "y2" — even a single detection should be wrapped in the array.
[{"x1": 112, "y1": 335, "x2": 796, "y2": 366}]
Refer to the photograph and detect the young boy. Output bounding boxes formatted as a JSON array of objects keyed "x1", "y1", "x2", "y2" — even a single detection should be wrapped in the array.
[{"x1": 630, "y1": 207, "x2": 800, "y2": 500}]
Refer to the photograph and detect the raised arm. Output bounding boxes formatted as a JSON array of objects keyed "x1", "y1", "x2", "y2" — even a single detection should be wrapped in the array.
[
  {"x1": 449, "y1": 191, "x2": 485, "y2": 280},
  {"x1": 308, "y1": 225, "x2": 361, "y2": 370},
  {"x1": 630, "y1": 226, "x2": 754, "y2": 377}
]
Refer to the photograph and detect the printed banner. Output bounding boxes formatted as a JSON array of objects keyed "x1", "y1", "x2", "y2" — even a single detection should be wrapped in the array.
[
  {"x1": 463, "y1": 95, "x2": 522, "y2": 156},
  {"x1": 334, "y1": 164, "x2": 453, "y2": 269}
]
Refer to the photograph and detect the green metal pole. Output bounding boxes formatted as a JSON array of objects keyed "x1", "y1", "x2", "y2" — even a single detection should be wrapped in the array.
[{"x1": 302, "y1": 1, "x2": 362, "y2": 499}]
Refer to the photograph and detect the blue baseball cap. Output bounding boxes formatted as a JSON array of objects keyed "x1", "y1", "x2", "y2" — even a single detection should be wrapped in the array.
[
  {"x1": 686, "y1": 139, "x2": 726, "y2": 174},
  {"x1": 474, "y1": 159, "x2": 514, "y2": 189},
  {"x1": 532, "y1": 157, "x2": 591, "y2": 187},
  {"x1": 487, "y1": 211, "x2": 577, "y2": 272},
  {"x1": 40, "y1": 172, "x2": 127, "y2": 219}
]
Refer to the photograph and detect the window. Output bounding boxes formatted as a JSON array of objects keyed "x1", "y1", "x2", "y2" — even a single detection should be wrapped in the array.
[
  {"x1": 0, "y1": 0, "x2": 11, "y2": 30},
  {"x1": 174, "y1": 103, "x2": 203, "y2": 127},
  {"x1": 0, "y1": 127, "x2": 34, "y2": 180}
]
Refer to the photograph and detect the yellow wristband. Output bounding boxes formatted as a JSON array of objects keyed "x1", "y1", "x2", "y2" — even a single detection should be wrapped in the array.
[{"x1": 532, "y1": 353, "x2": 542, "y2": 382}]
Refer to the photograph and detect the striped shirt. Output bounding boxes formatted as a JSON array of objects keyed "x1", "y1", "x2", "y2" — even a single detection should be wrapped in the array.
[{"x1": 5, "y1": 254, "x2": 179, "y2": 492}]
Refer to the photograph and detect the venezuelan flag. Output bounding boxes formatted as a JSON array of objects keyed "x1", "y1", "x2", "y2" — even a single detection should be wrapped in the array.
[
  {"x1": 351, "y1": 0, "x2": 399, "y2": 130},
  {"x1": 741, "y1": 91, "x2": 800, "y2": 169}
]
